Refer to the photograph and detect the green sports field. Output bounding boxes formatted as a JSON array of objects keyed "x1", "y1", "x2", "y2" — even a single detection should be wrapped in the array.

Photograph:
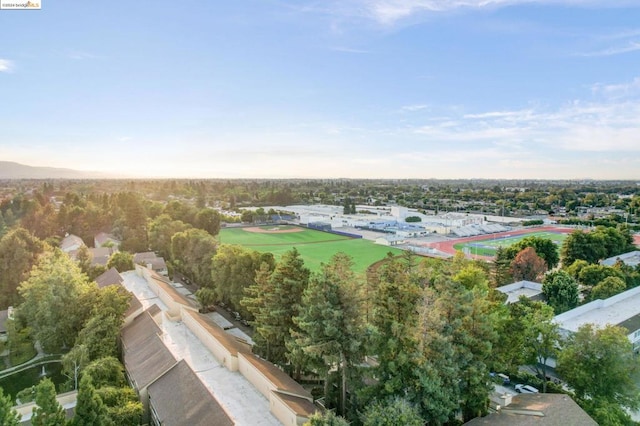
[
  {"x1": 453, "y1": 231, "x2": 568, "y2": 257},
  {"x1": 219, "y1": 225, "x2": 403, "y2": 273}
]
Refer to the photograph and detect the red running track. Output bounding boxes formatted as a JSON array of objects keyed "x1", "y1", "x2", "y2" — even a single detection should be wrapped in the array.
[{"x1": 423, "y1": 226, "x2": 576, "y2": 259}]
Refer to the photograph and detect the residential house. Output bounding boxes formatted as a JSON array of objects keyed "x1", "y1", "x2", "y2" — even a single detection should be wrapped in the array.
[
  {"x1": 133, "y1": 252, "x2": 168, "y2": 276},
  {"x1": 95, "y1": 267, "x2": 124, "y2": 288},
  {"x1": 464, "y1": 393, "x2": 597, "y2": 425},
  {"x1": 60, "y1": 234, "x2": 85, "y2": 254},
  {"x1": 89, "y1": 247, "x2": 115, "y2": 267},
  {"x1": 94, "y1": 232, "x2": 120, "y2": 250}
]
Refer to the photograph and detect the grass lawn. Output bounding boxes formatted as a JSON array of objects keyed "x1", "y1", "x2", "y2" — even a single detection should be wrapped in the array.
[
  {"x1": 219, "y1": 226, "x2": 402, "y2": 274},
  {"x1": 453, "y1": 231, "x2": 568, "y2": 257}
]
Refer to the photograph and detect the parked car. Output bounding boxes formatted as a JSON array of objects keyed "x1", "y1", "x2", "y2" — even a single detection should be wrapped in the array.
[
  {"x1": 497, "y1": 373, "x2": 510, "y2": 385},
  {"x1": 515, "y1": 384, "x2": 539, "y2": 394}
]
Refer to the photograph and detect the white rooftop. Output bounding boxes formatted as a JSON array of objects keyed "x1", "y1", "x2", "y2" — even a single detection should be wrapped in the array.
[
  {"x1": 601, "y1": 250, "x2": 640, "y2": 267},
  {"x1": 554, "y1": 285, "x2": 640, "y2": 335},
  {"x1": 121, "y1": 272, "x2": 280, "y2": 426},
  {"x1": 496, "y1": 281, "x2": 543, "y2": 304}
]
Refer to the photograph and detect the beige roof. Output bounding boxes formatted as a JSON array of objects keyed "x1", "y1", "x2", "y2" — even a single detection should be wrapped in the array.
[
  {"x1": 60, "y1": 234, "x2": 85, "y2": 252},
  {"x1": 95, "y1": 267, "x2": 123, "y2": 288},
  {"x1": 239, "y1": 353, "x2": 312, "y2": 401},
  {"x1": 94, "y1": 232, "x2": 120, "y2": 247},
  {"x1": 125, "y1": 292, "x2": 143, "y2": 319},
  {"x1": 89, "y1": 247, "x2": 113, "y2": 266},
  {"x1": 464, "y1": 393, "x2": 597, "y2": 426},
  {"x1": 148, "y1": 360, "x2": 234, "y2": 426},
  {"x1": 272, "y1": 391, "x2": 317, "y2": 418},
  {"x1": 121, "y1": 309, "x2": 176, "y2": 390},
  {"x1": 183, "y1": 310, "x2": 242, "y2": 356},
  {"x1": 149, "y1": 272, "x2": 198, "y2": 309}
]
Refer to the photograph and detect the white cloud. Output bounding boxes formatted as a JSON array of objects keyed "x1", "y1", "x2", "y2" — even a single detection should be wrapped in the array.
[
  {"x1": 0, "y1": 59, "x2": 14, "y2": 73},
  {"x1": 346, "y1": 0, "x2": 634, "y2": 25},
  {"x1": 401, "y1": 104, "x2": 430, "y2": 112},
  {"x1": 592, "y1": 77, "x2": 640, "y2": 98},
  {"x1": 579, "y1": 41, "x2": 640, "y2": 57},
  {"x1": 407, "y1": 79, "x2": 640, "y2": 154},
  {"x1": 329, "y1": 46, "x2": 370, "y2": 53}
]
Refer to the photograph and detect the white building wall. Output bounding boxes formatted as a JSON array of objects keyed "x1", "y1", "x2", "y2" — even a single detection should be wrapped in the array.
[{"x1": 238, "y1": 353, "x2": 273, "y2": 400}]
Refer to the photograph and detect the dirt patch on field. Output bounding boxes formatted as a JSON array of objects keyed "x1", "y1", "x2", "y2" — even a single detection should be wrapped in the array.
[{"x1": 243, "y1": 226, "x2": 304, "y2": 234}]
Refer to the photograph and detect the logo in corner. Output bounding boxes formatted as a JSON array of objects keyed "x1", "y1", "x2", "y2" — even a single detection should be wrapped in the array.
[{"x1": 1, "y1": 0, "x2": 41, "y2": 9}]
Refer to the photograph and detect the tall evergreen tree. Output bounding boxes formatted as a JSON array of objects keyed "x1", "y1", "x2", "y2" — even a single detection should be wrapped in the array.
[
  {"x1": 72, "y1": 375, "x2": 111, "y2": 426},
  {"x1": 31, "y1": 378, "x2": 66, "y2": 426},
  {"x1": 292, "y1": 253, "x2": 364, "y2": 415},
  {"x1": 0, "y1": 387, "x2": 20, "y2": 426},
  {"x1": 243, "y1": 248, "x2": 310, "y2": 375}
]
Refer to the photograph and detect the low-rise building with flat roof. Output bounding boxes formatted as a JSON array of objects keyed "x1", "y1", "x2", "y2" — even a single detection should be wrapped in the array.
[
  {"x1": 601, "y1": 250, "x2": 640, "y2": 268},
  {"x1": 496, "y1": 280, "x2": 544, "y2": 304},
  {"x1": 554, "y1": 285, "x2": 640, "y2": 350}
]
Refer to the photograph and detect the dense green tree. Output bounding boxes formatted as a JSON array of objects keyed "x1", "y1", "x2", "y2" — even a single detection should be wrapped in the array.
[
  {"x1": 195, "y1": 208, "x2": 221, "y2": 236},
  {"x1": 31, "y1": 378, "x2": 66, "y2": 426},
  {"x1": 210, "y1": 244, "x2": 275, "y2": 317},
  {"x1": 304, "y1": 410, "x2": 349, "y2": 426},
  {"x1": 21, "y1": 202, "x2": 59, "y2": 240},
  {"x1": 195, "y1": 287, "x2": 217, "y2": 311},
  {"x1": 292, "y1": 253, "x2": 364, "y2": 416},
  {"x1": 72, "y1": 375, "x2": 111, "y2": 426},
  {"x1": 95, "y1": 387, "x2": 142, "y2": 426},
  {"x1": 18, "y1": 249, "x2": 97, "y2": 352},
  {"x1": 422, "y1": 279, "x2": 499, "y2": 421},
  {"x1": 509, "y1": 247, "x2": 547, "y2": 282},
  {"x1": 0, "y1": 227, "x2": 45, "y2": 308},
  {"x1": 493, "y1": 246, "x2": 513, "y2": 286},
  {"x1": 565, "y1": 259, "x2": 589, "y2": 280},
  {"x1": 590, "y1": 276, "x2": 626, "y2": 300},
  {"x1": 580, "y1": 399, "x2": 636, "y2": 426},
  {"x1": 82, "y1": 356, "x2": 127, "y2": 388},
  {"x1": 106, "y1": 251, "x2": 134, "y2": 272},
  {"x1": 557, "y1": 324, "x2": 640, "y2": 411},
  {"x1": 0, "y1": 387, "x2": 20, "y2": 426},
  {"x1": 542, "y1": 270, "x2": 579, "y2": 314},
  {"x1": 170, "y1": 228, "x2": 217, "y2": 287},
  {"x1": 366, "y1": 256, "x2": 422, "y2": 405},
  {"x1": 521, "y1": 301, "x2": 561, "y2": 393},
  {"x1": 578, "y1": 264, "x2": 625, "y2": 287},
  {"x1": 242, "y1": 262, "x2": 277, "y2": 354},
  {"x1": 561, "y1": 230, "x2": 606, "y2": 265},
  {"x1": 360, "y1": 397, "x2": 424, "y2": 426},
  {"x1": 242, "y1": 248, "x2": 310, "y2": 373},
  {"x1": 498, "y1": 236, "x2": 559, "y2": 270},
  {"x1": 147, "y1": 214, "x2": 190, "y2": 258},
  {"x1": 561, "y1": 226, "x2": 634, "y2": 266}
]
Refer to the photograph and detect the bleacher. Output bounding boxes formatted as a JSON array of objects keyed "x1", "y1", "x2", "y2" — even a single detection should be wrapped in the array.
[{"x1": 452, "y1": 224, "x2": 508, "y2": 237}]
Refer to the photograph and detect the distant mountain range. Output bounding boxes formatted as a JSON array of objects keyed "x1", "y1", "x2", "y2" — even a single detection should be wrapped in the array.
[{"x1": 0, "y1": 161, "x2": 115, "y2": 179}]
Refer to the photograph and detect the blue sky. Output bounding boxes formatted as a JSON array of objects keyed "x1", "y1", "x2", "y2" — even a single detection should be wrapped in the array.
[{"x1": 1, "y1": 0, "x2": 639, "y2": 179}]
